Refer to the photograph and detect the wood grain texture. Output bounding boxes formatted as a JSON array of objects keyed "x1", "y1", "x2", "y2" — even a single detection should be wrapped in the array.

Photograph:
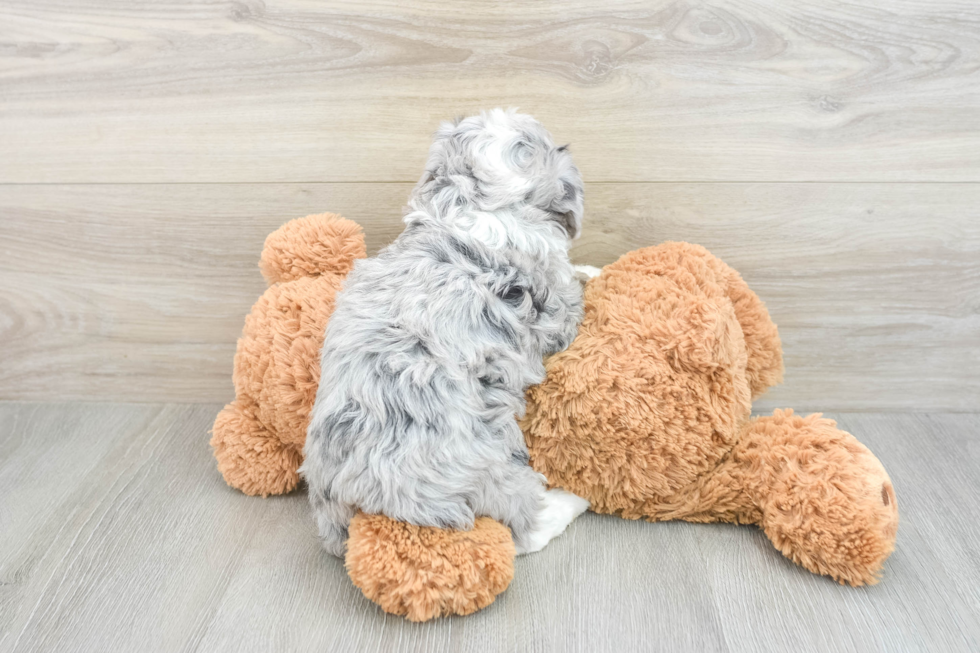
[
  {"x1": 1, "y1": 403, "x2": 977, "y2": 652},
  {"x1": 1, "y1": 182, "x2": 977, "y2": 410},
  {"x1": 1, "y1": 0, "x2": 979, "y2": 183}
]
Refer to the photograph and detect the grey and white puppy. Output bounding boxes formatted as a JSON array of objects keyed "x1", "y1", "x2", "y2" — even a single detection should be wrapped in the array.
[{"x1": 302, "y1": 109, "x2": 590, "y2": 558}]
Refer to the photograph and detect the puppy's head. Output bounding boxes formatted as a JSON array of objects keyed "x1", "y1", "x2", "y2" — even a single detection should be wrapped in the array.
[{"x1": 411, "y1": 109, "x2": 584, "y2": 239}]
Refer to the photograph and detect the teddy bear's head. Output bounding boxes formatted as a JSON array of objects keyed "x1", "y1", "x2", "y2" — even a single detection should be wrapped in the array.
[{"x1": 521, "y1": 242, "x2": 784, "y2": 518}]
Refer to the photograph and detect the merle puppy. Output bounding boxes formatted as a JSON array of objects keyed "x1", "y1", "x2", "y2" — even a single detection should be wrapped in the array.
[{"x1": 303, "y1": 109, "x2": 590, "y2": 557}]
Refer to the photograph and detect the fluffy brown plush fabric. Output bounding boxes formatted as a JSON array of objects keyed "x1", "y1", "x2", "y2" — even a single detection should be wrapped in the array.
[
  {"x1": 522, "y1": 242, "x2": 897, "y2": 586},
  {"x1": 523, "y1": 242, "x2": 782, "y2": 518},
  {"x1": 212, "y1": 219, "x2": 898, "y2": 620},
  {"x1": 346, "y1": 513, "x2": 515, "y2": 621},
  {"x1": 728, "y1": 410, "x2": 897, "y2": 585},
  {"x1": 210, "y1": 213, "x2": 366, "y2": 496}
]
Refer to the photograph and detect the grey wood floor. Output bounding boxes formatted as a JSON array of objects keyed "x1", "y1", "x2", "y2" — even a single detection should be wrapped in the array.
[{"x1": 0, "y1": 403, "x2": 976, "y2": 652}]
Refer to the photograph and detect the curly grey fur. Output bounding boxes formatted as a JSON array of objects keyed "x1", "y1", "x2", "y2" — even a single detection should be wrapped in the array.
[{"x1": 302, "y1": 109, "x2": 584, "y2": 556}]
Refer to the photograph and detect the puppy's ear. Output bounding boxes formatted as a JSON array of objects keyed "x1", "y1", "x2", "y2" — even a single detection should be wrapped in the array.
[
  {"x1": 548, "y1": 147, "x2": 584, "y2": 239},
  {"x1": 411, "y1": 120, "x2": 454, "y2": 208},
  {"x1": 550, "y1": 187, "x2": 579, "y2": 238},
  {"x1": 410, "y1": 168, "x2": 437, "y2": 208},
  {"x1": 412, "y1": 115, "x2": 472, "y2": 208}
]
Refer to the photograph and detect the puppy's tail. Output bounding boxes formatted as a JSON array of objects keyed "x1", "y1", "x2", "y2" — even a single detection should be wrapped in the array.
[{"x1": 259, "y1": 213, "x2": 366, "y2": 285}]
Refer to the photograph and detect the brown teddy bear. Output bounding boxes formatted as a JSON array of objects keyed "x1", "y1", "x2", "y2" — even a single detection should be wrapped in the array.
[{"x1": 212, "y1": 213, "x2": 899, "y2": 622}]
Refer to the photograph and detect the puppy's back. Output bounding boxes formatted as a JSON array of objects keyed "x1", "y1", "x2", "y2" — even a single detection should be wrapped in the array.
[{"x1": 305, "y1": 227, "x2": 543, "y2": 533}]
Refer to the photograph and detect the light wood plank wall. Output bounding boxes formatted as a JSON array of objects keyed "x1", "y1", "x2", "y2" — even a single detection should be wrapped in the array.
[{"x1": 1, "y1": 0, "x2": 978, "y2": 410}]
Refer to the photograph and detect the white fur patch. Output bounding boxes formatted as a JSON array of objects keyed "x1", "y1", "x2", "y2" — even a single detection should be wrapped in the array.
[
  {"x1": 574, "y1": 264, "x2": 603, "y2": 281},
  {"x1": 516, "y1": 488, "x2": 591, "y2": 555}
]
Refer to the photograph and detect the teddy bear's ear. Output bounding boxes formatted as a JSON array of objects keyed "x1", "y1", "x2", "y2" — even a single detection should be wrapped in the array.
[
  {"x1": 259, "y1": 213, "x2": 366, "y2": 285},
  {"x1": 718, "y1": 269, "x2": 784, "y2": 399},
  {"x1": 659, "y1": 296, "x2": 746, "y2": 374},
  {"x1": 640, "y1": 241, "x2": 783, "y2": 399}
]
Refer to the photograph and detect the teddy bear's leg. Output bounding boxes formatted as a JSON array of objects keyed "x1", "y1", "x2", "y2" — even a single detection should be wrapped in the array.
[
  {"x1": 211, "y1": 399, "x2": 303, "y2": 497},
  {"x1": 345, "y1": 513, "x2": 516, "y2": 622},
  {"x1": 732, "y1": 410, "x2": 899, "y2": 585}
]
